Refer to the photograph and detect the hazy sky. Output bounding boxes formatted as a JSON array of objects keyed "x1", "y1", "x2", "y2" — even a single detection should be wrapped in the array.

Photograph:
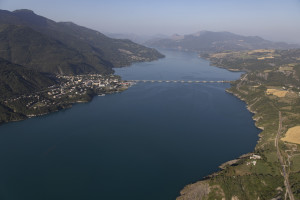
[{"x1": 1, "y1": 0, "x2": 300, "y2": 43}]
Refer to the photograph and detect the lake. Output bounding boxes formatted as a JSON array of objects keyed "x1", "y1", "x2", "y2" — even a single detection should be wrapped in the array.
[{"x1": 0, "y1": 50, "x2": 259, "y2": 200}]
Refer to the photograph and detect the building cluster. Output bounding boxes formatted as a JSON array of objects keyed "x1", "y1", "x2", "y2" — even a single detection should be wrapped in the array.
[
  {"x1": 246, "y1": 154, "x2": 262, "y2": 166},
  {"x1": 49, "y1": 74, "x2": 129, "y2": 99},
  {"x1": 2, "y1": 74, "x2": 133, "y2": 112}
]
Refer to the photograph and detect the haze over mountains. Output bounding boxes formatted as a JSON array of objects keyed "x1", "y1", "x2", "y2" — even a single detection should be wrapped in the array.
[
  {"x1": 0, "y1": 9, "x2": 164, "y2": 75},
  {"x1": 145, "y1": 31, "x2": 300, "y2": 53},
  {"x1": 107, "y1": 33, "x2": 169, "y2": 45}
]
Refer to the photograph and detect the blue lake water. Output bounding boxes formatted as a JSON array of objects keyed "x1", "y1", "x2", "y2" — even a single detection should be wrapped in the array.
[{"x1": 0, "y1": 50, "x2": 259, "y2": 200}]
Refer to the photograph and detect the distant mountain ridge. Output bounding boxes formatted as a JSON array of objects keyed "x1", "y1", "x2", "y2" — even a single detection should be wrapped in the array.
[
  {"x1": 106, "y1": 32, "x2": 169, "y2": 44},
  {"x1": 145, "y1": 31, "x2": 300, "y2": 53},
  {"x1": 0, "y1": 9, "x2": 164, "y2": 75}
]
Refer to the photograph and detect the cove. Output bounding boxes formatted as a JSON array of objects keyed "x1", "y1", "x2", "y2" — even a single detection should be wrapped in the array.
[{"x1": 0, "y1": 50, "x2": 259, "y2": 200}]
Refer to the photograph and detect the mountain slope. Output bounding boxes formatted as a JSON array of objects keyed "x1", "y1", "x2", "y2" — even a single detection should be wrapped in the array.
[
  {"x1": 0, "y1": 57, "x2": 56, "y2": 123},
  {"x1": 55, "y1": 22, "x2": 164, "y2": 67},
  {"x1": 0, "y1": 24, "x2": 108, "y2": 74},
  {"x1": 0, "y1": 9, "x2": 164, "y2": 75},
  {"x1": 0, "y1": 58, "x2": 56, "y2": 100},
  {"x1": 146, "y1": 31, "x2": 299, "y2": 53}
]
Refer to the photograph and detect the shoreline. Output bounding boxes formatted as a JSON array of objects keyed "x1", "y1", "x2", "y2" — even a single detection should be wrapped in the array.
[
  {"x1": 0, "y1": 89, "x2": 129, "y2": 126},
  {"x1": 1, "y1": 49, "x2": 297, "y2": 198},
  {"x1": 0, "y1": 74, "x2": 133, "y2": 126},
  {"x1": 177, "y1": 77, "x2": 262, "y2": 200},
  {"x1": 177, "y1": 50, "x2": 300, "y2": 199},
  {"x1": 0, "y1": 97, "x2": 84, "y2": 126},
  {"x1": 1, "y1": 52, "x2": 265, "y2": 196}
]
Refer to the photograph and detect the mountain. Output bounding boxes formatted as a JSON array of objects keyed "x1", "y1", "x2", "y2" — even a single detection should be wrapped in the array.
[
  {"x1": 106, "y1": 33, "x2": 169, "y2": 44},
  {"x1": 145, "y1": 31, "x2": 300, "y2": 53},
  {"x1": 0, "y1": 58, "x2": 56, "y2": 100},
  {"x1": 0, "y1": 57, "x2": 51, "y2": 123},
  {"x1": 0, "y1": 9, "x2": 164, "y2": 75},
  {"x1": 0, "y1": 24, "x2": 106, "y2": 75},
  {"x1": 105, "y1": 33, "x2": 150, "y2": 44}
]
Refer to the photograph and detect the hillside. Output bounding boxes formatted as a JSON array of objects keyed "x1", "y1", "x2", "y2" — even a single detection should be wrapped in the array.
[
  {"x1": 0, "y1": 24, "x2": 108, "y2": 75},
  {"x1": 0, "y1": 58, "x2": 56, "y2": 100},
  {"x1": 177, "y1": 49, "x2": 300, "y2": 200},
  {"x1": 0, "y1": 58, "x2": 57, "y2": 123},
  {"x1": 0, "y1": 9, "x2": 164, "y2": 75},
  {"x1": 146, "y1": 31, "x2": 299, "y2": 53},
  {"x1": 205, "y1": 49, "x2": 300, "y2": 72}
]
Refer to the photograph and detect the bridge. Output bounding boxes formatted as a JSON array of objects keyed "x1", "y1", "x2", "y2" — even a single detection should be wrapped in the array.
[{"x1": 126, "y1": 80, "x2": 231, "y2": 83}]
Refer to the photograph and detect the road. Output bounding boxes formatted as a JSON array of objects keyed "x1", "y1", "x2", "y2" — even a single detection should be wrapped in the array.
[{"x1": 275, "y1": 111, "x2": 295, "y2": 200}]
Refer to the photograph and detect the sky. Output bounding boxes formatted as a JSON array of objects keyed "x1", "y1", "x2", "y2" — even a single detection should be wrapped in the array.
[{"x1": 1, "y1": 0, "x2": 300, "y2": 43}]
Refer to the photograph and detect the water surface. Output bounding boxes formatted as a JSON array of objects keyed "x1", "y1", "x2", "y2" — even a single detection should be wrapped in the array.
[{"x1": 0, "y1": 50, "x2": 259, "y2": 200}]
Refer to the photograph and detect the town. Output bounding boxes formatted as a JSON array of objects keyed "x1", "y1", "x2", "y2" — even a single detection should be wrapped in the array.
[{"x1": 2, "y1": 74, "x2": 134, "y2": 118}]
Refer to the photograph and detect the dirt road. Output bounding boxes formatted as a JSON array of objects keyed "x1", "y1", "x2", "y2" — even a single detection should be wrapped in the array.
[{"x1": 275, "y1": 111, "x2": 294, "y2": 200}]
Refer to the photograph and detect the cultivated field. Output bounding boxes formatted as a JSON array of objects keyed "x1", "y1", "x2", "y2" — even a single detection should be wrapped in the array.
[{"x1": 281, "y1": 126, "x2": 300, "y2": 144}]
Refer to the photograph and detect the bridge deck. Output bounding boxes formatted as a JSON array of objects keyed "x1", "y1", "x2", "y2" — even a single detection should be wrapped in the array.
[{"x1": 126, "y1": 80, "x2": 231, "y2": 83}]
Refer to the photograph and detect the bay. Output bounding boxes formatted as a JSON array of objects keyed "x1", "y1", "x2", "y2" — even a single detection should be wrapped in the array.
[{"x1": 0, "y1": 50, "x2": 259, "y2": 200}]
